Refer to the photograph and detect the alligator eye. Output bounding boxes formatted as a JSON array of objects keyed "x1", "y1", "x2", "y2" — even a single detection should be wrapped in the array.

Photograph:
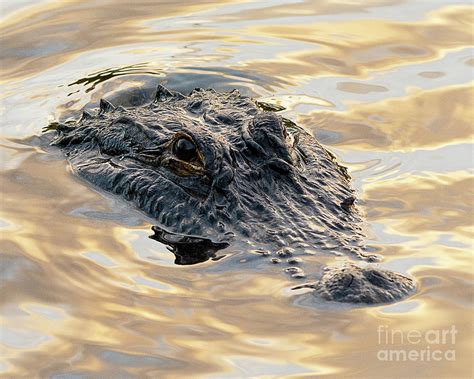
[{"x1": 172, "y1": 137, "x2": 197, "y2": 162}]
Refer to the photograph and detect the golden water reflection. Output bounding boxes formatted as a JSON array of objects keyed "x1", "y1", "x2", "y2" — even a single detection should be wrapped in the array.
[
  {"x1": 1, "y1": 0, "x2": 473, "y2": 377},
  {"x1": 239, "y1": 5, "x2": 473, "y2": 80},
  {"x1": 300, "y1": 85, "x2": 474, "y2": 151}
]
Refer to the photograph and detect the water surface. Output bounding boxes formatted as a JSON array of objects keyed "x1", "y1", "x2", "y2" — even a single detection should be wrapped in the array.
[{"x1": 1, "y1": 0, "x2": 473, "y2": 377}]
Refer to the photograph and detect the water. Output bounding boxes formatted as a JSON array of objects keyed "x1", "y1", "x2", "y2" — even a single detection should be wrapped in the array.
[{"x1": 1, "y1": 0, "x2": 472, "y2": 377}]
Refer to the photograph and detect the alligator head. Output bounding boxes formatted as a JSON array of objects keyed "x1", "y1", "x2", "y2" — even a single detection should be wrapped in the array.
[{"x1": 47, "y1": 84, "x2": 416, "y2": 304}]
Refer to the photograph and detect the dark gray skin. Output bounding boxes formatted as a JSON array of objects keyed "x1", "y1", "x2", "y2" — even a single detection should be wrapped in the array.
[
  {"x1": 49, "y1": 85, "x2": 415, "y2": 304},
  {"x1": 295, "y1": 264, "x2": 415, "y2": 305}
]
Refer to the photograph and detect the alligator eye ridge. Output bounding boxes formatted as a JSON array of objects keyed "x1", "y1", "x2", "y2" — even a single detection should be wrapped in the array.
[{"x1": 172, "y1": 137, "x2": 197, "y2": 162}]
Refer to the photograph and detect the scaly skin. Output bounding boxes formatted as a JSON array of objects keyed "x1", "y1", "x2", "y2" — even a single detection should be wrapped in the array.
[{"x1": 308, "y1": 264, "x2": 415, "y2": 304}]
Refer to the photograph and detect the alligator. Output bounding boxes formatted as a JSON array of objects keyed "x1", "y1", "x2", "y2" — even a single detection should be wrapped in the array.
[{"x1": 47, "y1": 85, "x2": 415, "y2": 304}]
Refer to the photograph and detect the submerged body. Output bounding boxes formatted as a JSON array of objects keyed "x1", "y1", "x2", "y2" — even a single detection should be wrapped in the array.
[{"x1": 49, "y1": 85, "x2": 415, "y2": 304}]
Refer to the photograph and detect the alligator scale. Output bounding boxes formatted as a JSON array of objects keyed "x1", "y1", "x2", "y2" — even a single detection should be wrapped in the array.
[{"x1": 48, "y1": 85, "x2": 415, "y2": 304}]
